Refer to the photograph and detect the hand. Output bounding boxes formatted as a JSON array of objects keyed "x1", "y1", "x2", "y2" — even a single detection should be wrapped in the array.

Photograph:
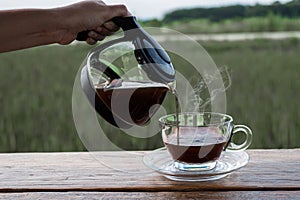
[
  {"x1": 57, "y1": 0, "x2": 131, "y2": 45},
  {"x1": 0, "y1": 0, "x2": 130, "y2": 52}
]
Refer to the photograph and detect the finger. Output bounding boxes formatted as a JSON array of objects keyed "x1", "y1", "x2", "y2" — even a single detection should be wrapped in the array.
[
  {"x1": 103, "y1": 21, "x2": 119, "y2": 32},
  {"x1": 95, "y1": 26, "x2": 114, "y2": 36},
  {"x1": 88, "y1": 31, "x2": 105, "y2": 41},
  {"x1": 86, "y1": 37, "x2": 97, "y2": 45}
]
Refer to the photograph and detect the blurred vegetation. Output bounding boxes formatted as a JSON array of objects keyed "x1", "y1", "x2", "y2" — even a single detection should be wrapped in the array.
[
  {"x1": 0, "y1": 45, "x2": 88, "y2": 152},
  {"x1": 204, "y1": 38, "x2": 300, "y2": 149},
  {"x1": 162, "y1": 0, "x2": 300, "y2": 23},
  {"x1": 0, "y1": 38, "x2": 299, "y2": 152},
  {"x1": 140, "y1": 0, "x2": 300, "y2": 33}
]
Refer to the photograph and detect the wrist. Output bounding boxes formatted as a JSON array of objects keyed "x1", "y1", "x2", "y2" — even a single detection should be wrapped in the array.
[{"x1": 49, "y1": 7, "x2": 77, "y2": 45}]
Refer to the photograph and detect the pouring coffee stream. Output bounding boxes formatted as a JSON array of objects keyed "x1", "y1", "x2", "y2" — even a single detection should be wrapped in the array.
[{"x1": 79, "y1": 16, "x2": 181, "y2": 131}]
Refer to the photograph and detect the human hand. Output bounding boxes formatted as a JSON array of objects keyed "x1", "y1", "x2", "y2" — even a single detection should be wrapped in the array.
[{"x1": 57, "y1": 0, "x2": 131, "y2": 45}]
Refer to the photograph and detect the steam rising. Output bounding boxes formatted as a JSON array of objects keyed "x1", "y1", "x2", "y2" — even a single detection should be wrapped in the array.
[{"x1": 185, "y1": 66, "x2": 231, "y2": 112}]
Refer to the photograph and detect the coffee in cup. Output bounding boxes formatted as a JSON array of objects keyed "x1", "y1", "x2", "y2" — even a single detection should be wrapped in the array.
[{"x1": 159, "y1": 112, "x2": 252, "y2": 171}]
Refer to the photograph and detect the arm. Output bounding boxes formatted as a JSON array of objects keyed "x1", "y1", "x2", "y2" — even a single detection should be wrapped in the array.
[{"x1": 0, "y1": 0, "x2": 129, "y2": 53}]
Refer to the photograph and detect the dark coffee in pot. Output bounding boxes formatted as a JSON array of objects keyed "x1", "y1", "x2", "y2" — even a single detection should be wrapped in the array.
[{"x1": 95, "y1": 81, "x2": 169, "y2": 125}]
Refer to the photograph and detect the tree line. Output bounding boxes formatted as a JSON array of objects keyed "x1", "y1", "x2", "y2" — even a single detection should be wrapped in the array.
[{"x1": 162, "y1": 0, "x2": 300, "y2": 23}]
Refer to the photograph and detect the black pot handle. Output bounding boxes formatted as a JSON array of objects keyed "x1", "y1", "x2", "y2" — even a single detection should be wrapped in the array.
[{"x1": 76, "y1": 16, "x2": 139, "y2": 41}]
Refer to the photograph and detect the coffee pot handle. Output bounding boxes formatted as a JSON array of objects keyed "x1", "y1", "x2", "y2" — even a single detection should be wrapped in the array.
[{"x1": 76, "y1": 16, "x2": 139, "y2": 41}]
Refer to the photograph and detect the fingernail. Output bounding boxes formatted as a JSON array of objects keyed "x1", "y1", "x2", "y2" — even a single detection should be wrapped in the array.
[
  {"x1": 87, "y1": 38, "x2": 96, "y2": 45},
  {"x1": 88, "y1": 31, "x2": 97, "y2": 38}
]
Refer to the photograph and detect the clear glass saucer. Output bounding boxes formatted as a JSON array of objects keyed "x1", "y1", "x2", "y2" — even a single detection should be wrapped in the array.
[{"x1": 143, "y1": 147, "x2": 249, "y2": 182}]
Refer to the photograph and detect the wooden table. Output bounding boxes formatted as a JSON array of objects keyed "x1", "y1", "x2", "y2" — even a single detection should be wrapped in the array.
[{"x1": 0, "y1": 149, "x2": 299, "y2": 199}]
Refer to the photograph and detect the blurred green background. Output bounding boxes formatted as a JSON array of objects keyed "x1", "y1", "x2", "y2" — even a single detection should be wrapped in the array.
[{"x1": 1, "y1": 1, "x2": 300, "y2": 152}]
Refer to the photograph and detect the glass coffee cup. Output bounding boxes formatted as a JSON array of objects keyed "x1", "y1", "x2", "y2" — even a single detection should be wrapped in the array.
[{"x1": 159, "y1": 112, "x2": 252, "y2": 171}]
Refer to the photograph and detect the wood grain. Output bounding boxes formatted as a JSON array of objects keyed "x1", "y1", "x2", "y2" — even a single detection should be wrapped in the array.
[
  {"x1": 0, "y1": 191, "x2": 300, "y2": 200},
  {"x1": 0, "y1": 149, "x2": 299, "y2": 192}
]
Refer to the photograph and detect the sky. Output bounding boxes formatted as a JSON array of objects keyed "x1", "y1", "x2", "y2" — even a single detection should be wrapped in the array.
[{"x1": 1, "y1": 0, "x2": 292, "y2": 19}]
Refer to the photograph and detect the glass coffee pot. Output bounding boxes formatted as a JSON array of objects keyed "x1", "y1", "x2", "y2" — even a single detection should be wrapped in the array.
[{"x1": 79, "y1": 16, "x2": 176, "y2": 128}]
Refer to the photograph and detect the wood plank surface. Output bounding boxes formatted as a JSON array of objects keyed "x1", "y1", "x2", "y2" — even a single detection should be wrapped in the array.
[
  {"x1": 0, "y1": 191, "x2": 300, "y2": 200},
  {"x1": 0, "y1": 149, "x2": 299, "y2": 192}
]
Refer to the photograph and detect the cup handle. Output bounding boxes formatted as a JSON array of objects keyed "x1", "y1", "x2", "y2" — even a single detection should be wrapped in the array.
[{"x1": 226, "y1": 125, "x2": 253, "y2": 151}]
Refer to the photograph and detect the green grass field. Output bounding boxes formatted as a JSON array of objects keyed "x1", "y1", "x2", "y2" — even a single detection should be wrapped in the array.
[
  {"x1": 0, "y1": 38, "x2": 299, "y2": 152},
  {"x1": 204, "y1": 38, "x2": 300, "y2": 149}
]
